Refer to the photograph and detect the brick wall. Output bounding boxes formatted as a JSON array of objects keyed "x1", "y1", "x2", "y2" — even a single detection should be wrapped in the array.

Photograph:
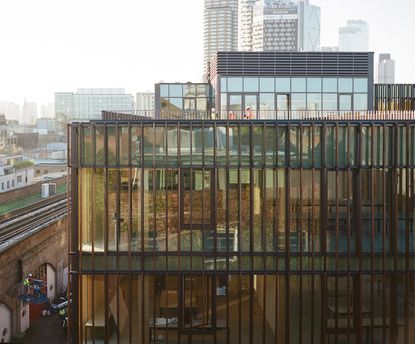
[
  {"x1": 0, "y1": 217, "x2": 68, "y2": 332},
  {"x1": 0, "y1": 176, "x2": 67, "y2": 204}
]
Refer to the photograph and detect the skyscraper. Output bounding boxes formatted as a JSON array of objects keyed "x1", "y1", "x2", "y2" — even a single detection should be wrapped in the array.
[
  {"x1": 203, "y1": 0, "x2": 238, "y2": 72},
  {"x1": 239, "y1": 0, "x2": 257, "y2": 51},
  {"x1": 377, "y1": 53, "x2": 395, "y2": 84},
  {"x1": 241, "y1": 0, "x2": 320, "y2": 52},
  {"x1": 338, "y1": 19, "x2": 369, "y2": 52}
]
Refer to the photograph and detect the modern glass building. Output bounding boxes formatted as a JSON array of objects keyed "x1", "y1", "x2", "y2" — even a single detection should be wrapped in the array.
[
  {"x1": 155, "y1": 52, "x2": 374, "y2": 120},
  {"x1": 55, "y1": 88, "x2": 134, "y2": 121},
  {"x1": 69, "y1": 115, "x2": 415, "y2": 343}
]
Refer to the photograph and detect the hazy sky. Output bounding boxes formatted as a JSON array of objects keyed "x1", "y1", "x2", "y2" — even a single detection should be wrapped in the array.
[{"x1": 0, "y1": 0, "x2": 414, "y2": 104}]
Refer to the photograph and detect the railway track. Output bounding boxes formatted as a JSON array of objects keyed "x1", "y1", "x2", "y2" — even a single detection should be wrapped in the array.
[
  {"x1": 0, "y1": 199, "x2": 68, "y2": 245},
  {"x1": 0, "y1": 193, "x2": 67, "y2": 224}
]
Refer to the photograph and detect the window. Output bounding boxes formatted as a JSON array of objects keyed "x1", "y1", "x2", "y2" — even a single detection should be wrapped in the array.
[
  {"x1": 307, "y1": 78, "x2": 322, "y2": 92},
  {"x1": 323, "y1": 78, "x2": 337, "y2": 93},
  {"x1": 17, "y1": 175, "x2": 22, "y2": 183},
  {"x1": 260, "y1": 78, "x2": 274, "y2": 92},
  {"x1": 291, "y1": 78, "x2": 306, "y2": 92},
  {"x1": 275, "y1": 78, "x2": 290, "y2": 92},
  {"x1": 12, "y1": 180, "x2": 14, "y2": 187},
  {"x1": 227, "y1": 77, "x2": 243, "y2": 92},
  {"x1": 1, "y1": 183, "x2": 3, "y2": 190},
  {"x1": 354, "y1": 94, "x2": 368, "y2": 111},
  {"x1": 7, "y1": 181, "x2": 9, "y2": 189},
  {"x1": 354, "y1": 78, "x2": 368, "y2": 93},
  {"x1": 338, "y1": 78, "x2": 353, "y2": 93},
  {"x1": 243, "y1": 77, "x2": 258, "y2": 92}
]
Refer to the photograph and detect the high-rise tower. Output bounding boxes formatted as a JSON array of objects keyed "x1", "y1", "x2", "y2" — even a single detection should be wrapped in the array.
[{"x1": 203, "y1": 0, "x2": 238, "y2": 73}]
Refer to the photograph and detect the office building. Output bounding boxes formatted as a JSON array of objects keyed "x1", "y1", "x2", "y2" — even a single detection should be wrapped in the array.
[
  {"x1": 0, "y1": 101, "x2": 20, "y2": 121},
  {"x1": 55, "y1": 88, "x2": 134, "y2": 121},
  {"x1": 40, "y1": 102, "x2": 55, "y2": 117},
  {"x1": 70, "y1": 111, "x2": 415, "y2": 343},
  {"x1": 136, "y1": 92, "x2": 155, "y2": 113},
  {"x1": 377, "y1": 53, "x2": 395, "y2": 84},
  {"x1": 239, "y1": 0, "x2": 258, "y2": 51},
  {"x1": 339, "y1": 20, "x2": 369, "y2": 52},
  {"x1": 66, "y1": 52, "x2": 415, "y2": 344},
  {"x1": 204, "y1": 0, "x2": 238, "y2": 72},
  {"x1": 21, "y1": 99, "x2": 37, "y2": 125},
  {"x1": 240, "y1": 0, "x2": 320, "y2": 52}
]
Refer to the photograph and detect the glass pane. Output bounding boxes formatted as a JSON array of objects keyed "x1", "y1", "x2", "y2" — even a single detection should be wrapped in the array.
[
  {"x1": 229, "y1": 95, "x2": 242, "y2": 118},
  {"x1": 184, "y1": 98, "x2": 195, "y2": 111},
  {"x1": 354, "y1": 78, "x2": 368, "y2": 93},
  {"x1": 169, "y1": 84, "x2": 183, "y2": 97},
  {"x1": 169, "y1": 98, "x2": 183, "y2": 110},
  {"x1": 244, "y1": 77, "x2": 259, "y2": 92},
  {"x1": 260, "y1": 93, "x2": 275, "y2": 118},
  {"x1": 323, "y1": 78, "x2": 337, "y2": 92},
  {"x1": 276, "y1": 78, "x2": 290, "y2": 92},
  {"x1": 220, "y1": 77, "x2": 227, "y2": 92},
  {"x1": 183, "y1": 85, "x2": 196, "y2": 97},
  {"x1": 277, "y1": 95, "x2": 289, "y2": 111},
  {"x1": 307, "y1": 78, "x2": 322, "y2": 92},
  {"x1": 260, "y1": 78, "x2": 274, "y2": 92},
  {"x1": 119, "y1": 126, "x2": 129, "y2": 165},
  {"x1": 338, "y1": 78, "x2": 353, "y2": 93},
  {"x1": 291, "y1": 94, "x2": 306, "y2": 111},
  {"x1": 196, "y1": 98, "x2": 207, "y2": 112},
  {"x1": 353, "y1": 93, "x2": 368, "y2": 111},
  {"x1": 227, "y1": 77, "x2": 243, "y2": 92},
  {"x1": 307, "y1": 93, "x2": 322, "y2": 111},
  {"x1": 323, "y1": 94, "x2": 338, "y2": 111},
  {"x1": 339, "y1": 94, "x2": 352, "y2": 111},
  {"x1": 291, "y1": 78, "x2": 306, "y2": 92},
  {"x1": 160, "y1": 84, "x2": 168, "y2": 97},
  {"x1": 197, "y1": 84, "x2": 209, "y2": 97}
]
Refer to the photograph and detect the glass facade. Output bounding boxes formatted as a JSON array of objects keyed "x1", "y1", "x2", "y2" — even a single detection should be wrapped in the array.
[
  {"x1": 55, "y1": 90, "x2": 134, "y2": 121},
  {"x1": 158, "y1": 84, "x2": 212, "y2": 119},
  {"x1": 70, "y1": 119, "x2": 415, "y2": 344},
  {"x1": 218, "y1": 77, "x2": 369, "y2": 119}
]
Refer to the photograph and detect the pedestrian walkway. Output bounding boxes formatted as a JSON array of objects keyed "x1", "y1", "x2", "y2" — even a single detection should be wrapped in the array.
[{"x1": 19, "y1": 313, "x2": 67, "y2": 344}]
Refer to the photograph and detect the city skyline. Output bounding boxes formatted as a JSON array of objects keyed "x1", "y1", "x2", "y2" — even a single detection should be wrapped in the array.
[{"x1": 0, "y1": 0, "x2": 414, "y2": 104}]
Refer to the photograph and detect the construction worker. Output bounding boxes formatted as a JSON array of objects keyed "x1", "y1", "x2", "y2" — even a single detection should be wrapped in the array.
[
  {"x1": 244, "y1": 107, "x2": 254, "y2": 119},
  {"x1": 211, "y1": 108, "x2": 217, "y2": 119},
  {"x1": 23, "y1": 274, "x2": 33, "y2": 294}
]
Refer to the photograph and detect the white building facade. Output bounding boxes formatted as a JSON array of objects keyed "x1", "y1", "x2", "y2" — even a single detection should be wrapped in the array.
[
  {"x1": 377, "y1": 53, "x2": 395, "y2": 84},
  {"x1": 0, "y1": 164, "x2": 34, "y2": 193},
  {"x1": 338, "y1": 19, "x2": 369, "y2": 52},
  {"x1": 136, "y1": 92, "x2": 155, "y2": 112}
]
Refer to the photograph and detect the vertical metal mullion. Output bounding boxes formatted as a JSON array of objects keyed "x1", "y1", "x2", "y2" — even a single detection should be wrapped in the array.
[
  {"x1": 370, "y1": 124, "x2": 375, "y2": 344},
  {"x1": 127, "y1": 124, "x2": 132, "y2": 344},
  {"x1": 311, "y1": 124, "x2": 315, "y2": 344},
  {"x1": 382, "y1": 124, "x2": 387, "y2": 344},
  {"x1": 140, "y1": 122, "x2": 145, "y2": 344},
  {"x1": 405, "y1": 124, "x2": 410, "y2": 344},
  {"x1": 299, "y1": 124, "x2": 303, "y2": 344},
  {"x1": 115, "y1": 124, "x2": 121, "y2": 344},
  {"x1": 103, "y1": 125, "x2": 110, "y2": 344},
  {"x1": 346, "y1": 123, "x2": 351, "y2": 343},
  {"x1": 249, "y1": 124, "x2": 254, "y2": 344},
  {"x1": 275, "y1": 123, "x2": 279, "y2": 344},
  {"x1": 286, "y1": 125, "x2": 290, "y2": 344}
]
